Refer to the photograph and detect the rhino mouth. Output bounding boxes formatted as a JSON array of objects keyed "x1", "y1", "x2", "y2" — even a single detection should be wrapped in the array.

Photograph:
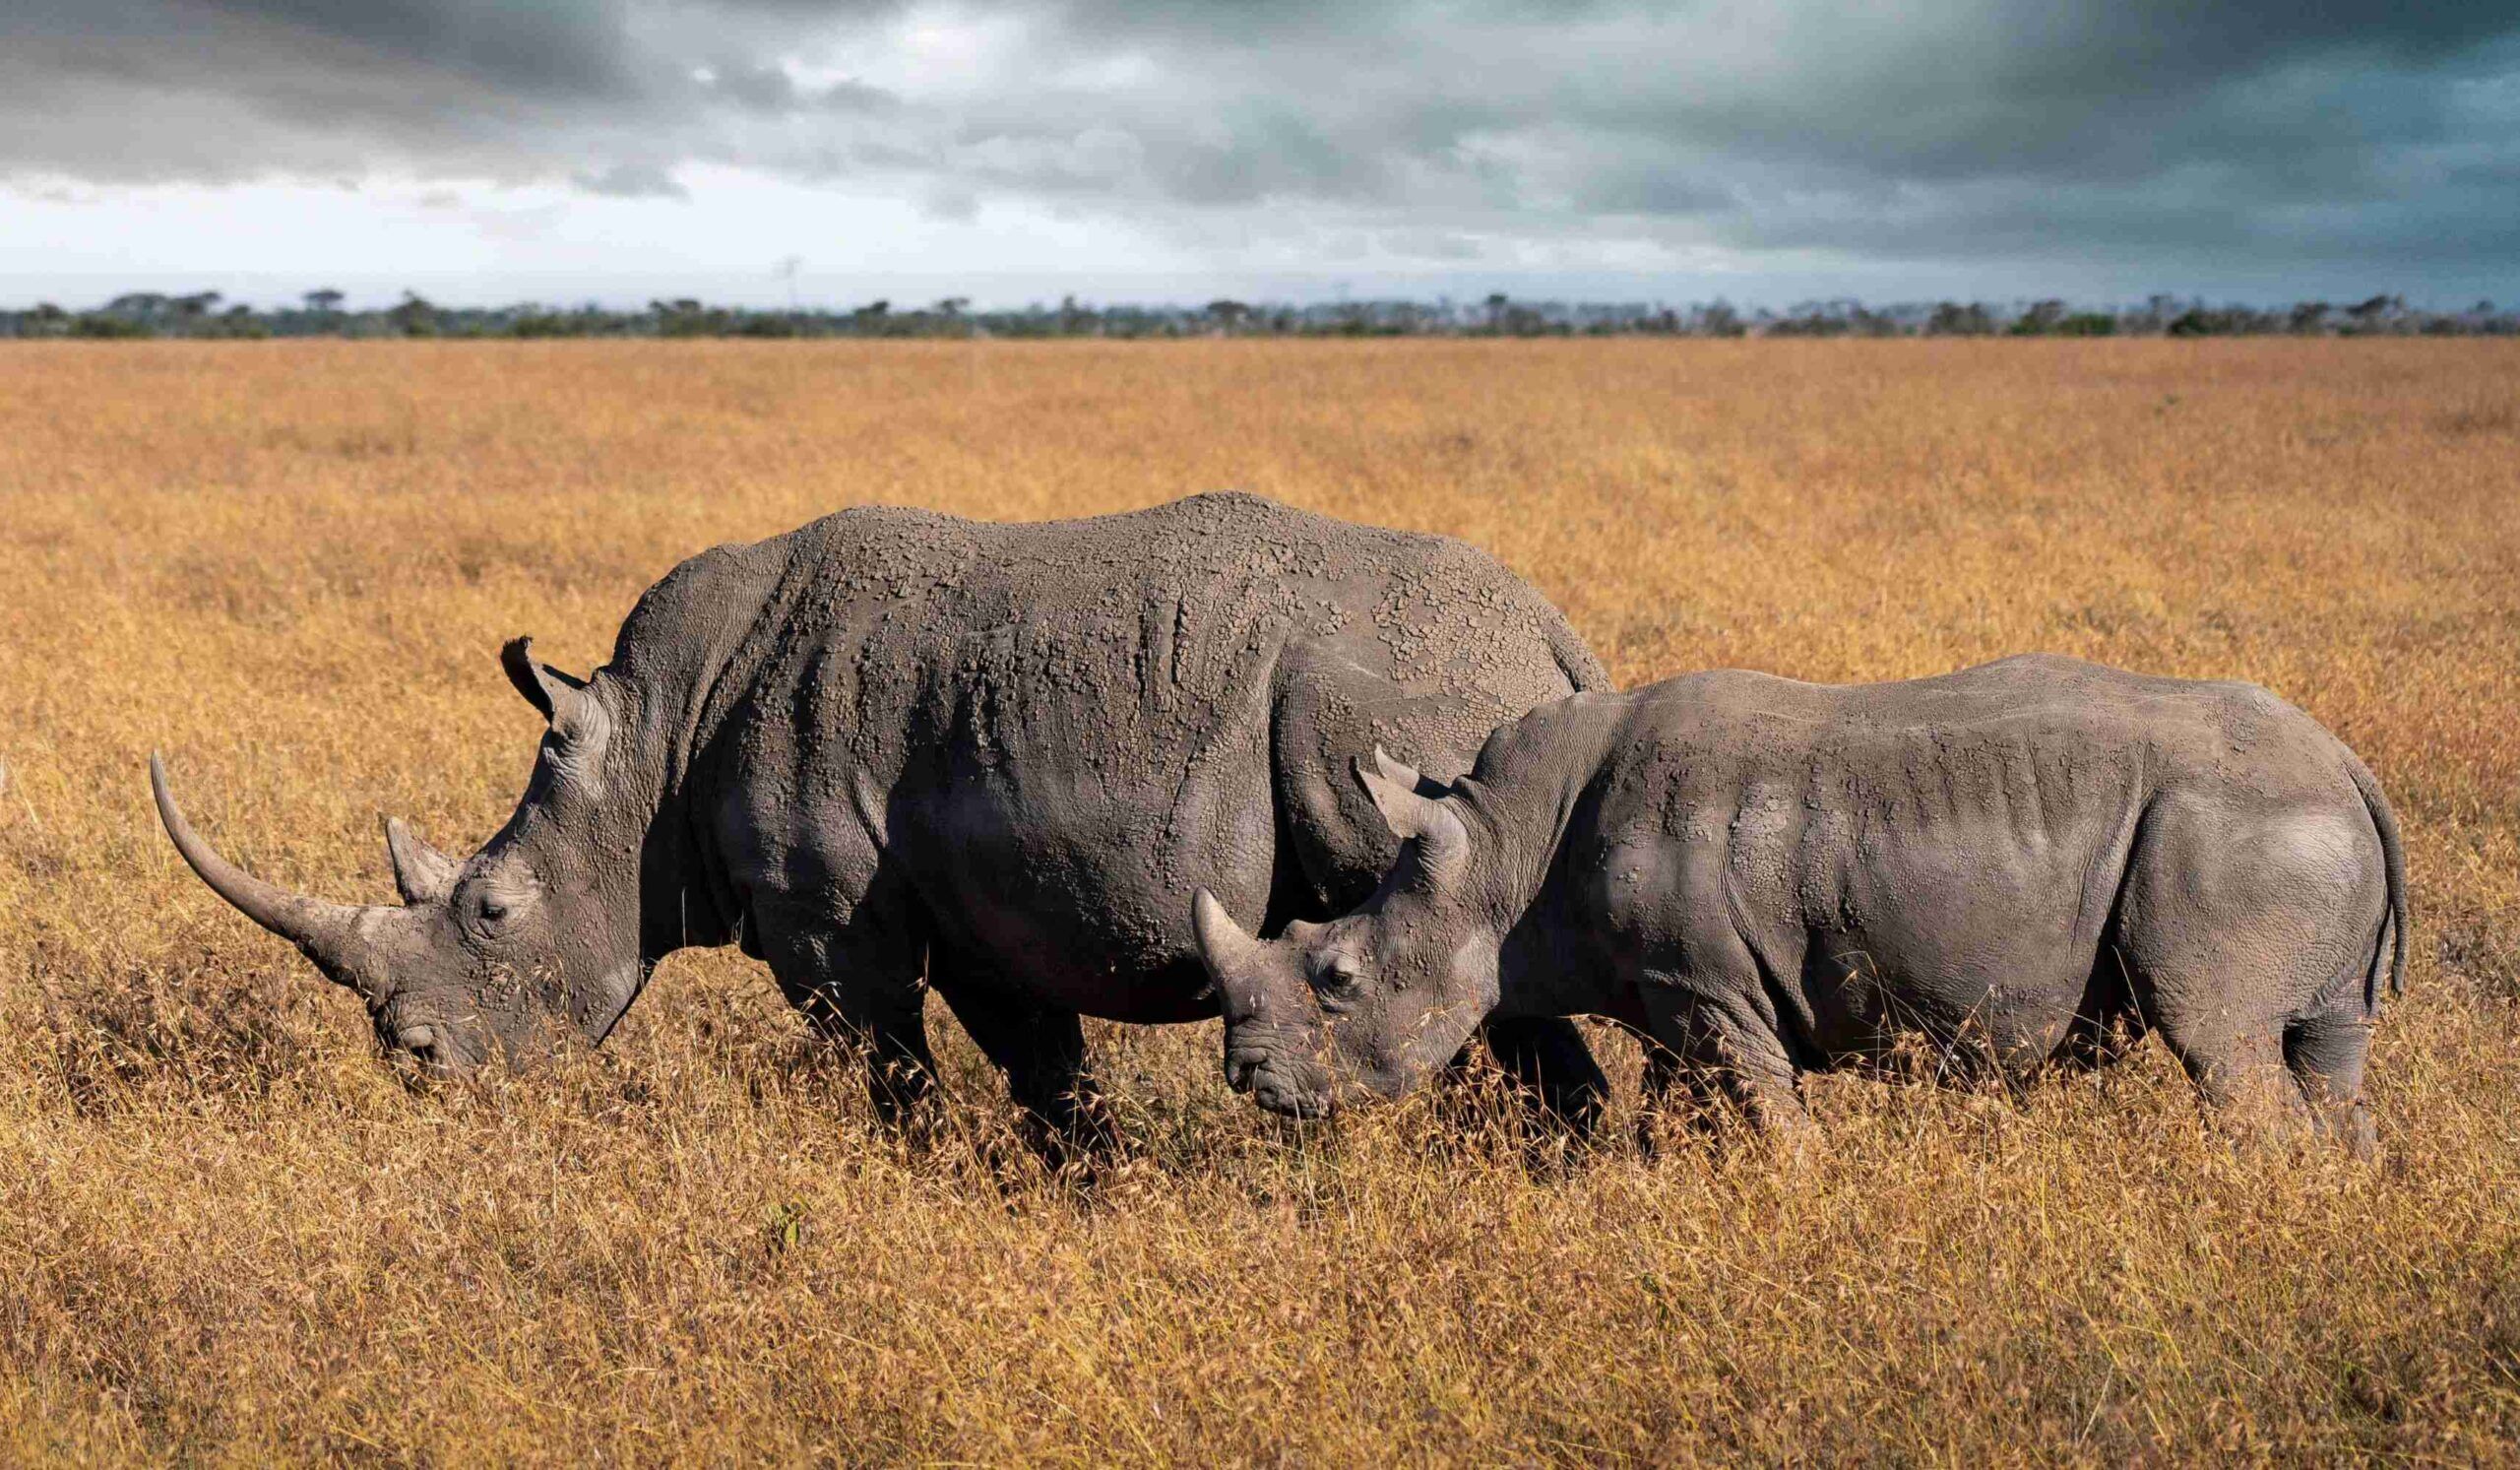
[
  {"x1": 1224, "y1": 1031, "x2": 1337, "y2": 1119},
  {"x1": 1234, "y1": 1065, "x2": 1336, "y2": 1120}
]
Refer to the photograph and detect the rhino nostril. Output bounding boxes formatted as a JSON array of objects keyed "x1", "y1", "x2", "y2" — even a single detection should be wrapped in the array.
[{"x1": 397, "y1": 1025, "x2": 439, "y2": 1063}]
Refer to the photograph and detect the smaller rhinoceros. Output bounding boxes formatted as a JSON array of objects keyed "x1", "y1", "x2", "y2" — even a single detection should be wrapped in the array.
[{"x1": 1193, "y1": 654, "x2": 2406, "y2": 1152}]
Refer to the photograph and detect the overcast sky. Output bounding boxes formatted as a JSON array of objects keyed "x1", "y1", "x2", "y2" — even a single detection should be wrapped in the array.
[{"x1": 4, "y1": 0, "x2": 2516, "y2": 308}]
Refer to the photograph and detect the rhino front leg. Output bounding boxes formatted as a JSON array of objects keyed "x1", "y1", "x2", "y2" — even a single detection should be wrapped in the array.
[
  {"x1": 932, "y1": 967, "x2": 1117, "y2": 1164},
  {"x1": 1481, "y1": 1017, "x2": 1609, "y2": 1140},
  {"x1": 1639, "y1": 975, "x2": 1815, "y2": 1150},
  {"x1": 1633, "y1": 1031, "x2": 1726, "y2": 1158},
  {"x1": 758, "y1": 907, "x2": 938, "y2": 1129}
]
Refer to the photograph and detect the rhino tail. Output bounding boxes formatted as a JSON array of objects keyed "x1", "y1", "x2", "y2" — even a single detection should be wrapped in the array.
[{"x1": 2344, "y1": 752, "x2": 2408, "y2": 1009}]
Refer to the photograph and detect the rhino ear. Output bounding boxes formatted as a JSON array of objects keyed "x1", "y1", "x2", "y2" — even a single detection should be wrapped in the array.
[
  {"x1": 1370, "y1": 745, "x2": 1450, "y2": 799},
  {"x1": 383, "y1": 816, "x2": 460, "y2": 907},
  {"x1": 500, "y1": 637, "x2": 597, "y2": 736},
  {"x1": 1354, "y1": 747, "x2": 1472, "y2": 888}
]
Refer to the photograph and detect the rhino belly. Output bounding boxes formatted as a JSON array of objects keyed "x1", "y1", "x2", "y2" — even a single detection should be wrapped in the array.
[
  {"x1": 905, "y1": 750, "x2": 1281, "y2": 1023},
  {"x1": 1787, "y1": 830, "x2": 2120, "y2": 1069}
]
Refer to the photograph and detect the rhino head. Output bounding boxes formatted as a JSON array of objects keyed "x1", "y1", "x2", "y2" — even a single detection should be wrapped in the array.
[
  {"x1": 153, "y1": 638, "x2": 660, "y2": 1075},
  {"x1": 1193, "y1": 748, "x2": 1505, "y2": 1117}
]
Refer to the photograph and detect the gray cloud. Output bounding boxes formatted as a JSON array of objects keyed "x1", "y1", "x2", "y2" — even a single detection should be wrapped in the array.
[
  {"x1": 572, "y1": 159, "x2": 686, "y2": 198},
  {"x1": 1, "y1": 0, "x2": 2514, "y2": 287}
]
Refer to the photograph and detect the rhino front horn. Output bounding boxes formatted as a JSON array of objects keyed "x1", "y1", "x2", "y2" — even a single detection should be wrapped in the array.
[{"x1": 151, "y1": 752, "x2": 396, "y2": 995}]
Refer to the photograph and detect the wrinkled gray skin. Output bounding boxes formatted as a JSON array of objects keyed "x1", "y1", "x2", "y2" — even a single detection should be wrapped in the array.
[
  {"x1": 153, "y1": 492, "x2": 1614, "y2": 1149},
  {"x1": 1196, "y1": 654, "x2": 2407, "y2": 1153}
]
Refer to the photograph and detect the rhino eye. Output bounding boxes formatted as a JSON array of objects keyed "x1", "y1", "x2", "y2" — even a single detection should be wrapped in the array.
[{"x1": 1313, "y1": 956, "x2": 1363, "y2": 994}]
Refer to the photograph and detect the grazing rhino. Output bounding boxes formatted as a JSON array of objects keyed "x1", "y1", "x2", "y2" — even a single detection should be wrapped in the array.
[
  {"x1": 1193, "y1": 654, "x2": 2406, "y2": 1153},
  {"x1": 153, "y1": 491, "x2": 1612, "y2": 1147}
]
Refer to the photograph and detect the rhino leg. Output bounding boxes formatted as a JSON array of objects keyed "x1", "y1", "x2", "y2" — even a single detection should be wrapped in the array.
[
  {"x1": 932, "y1": 967, "x2": 1116, "y2": 1164},
  {"x1": 2112, "y1": 794, "x2": 2386, "y2": 1151},
  {"x1": 758, "y1": 905, "x2": 938, "y2": 1129},
  {"x1": 2144, "y1": 960, "x2": 2377, "y2": 1156},
  {"x1": 2286, "y1": 1002, "x2": 2377, "y2": 1158},
  {"x1": 1633, "y1": 1032, "x2": 1724, "y2": 1159},
  {"x1": 854, "y1": 991, "x2": 940, "y2": 1130},
  {"x1": 1639, "y1": 976, "x2": 1815, "y2": 1149},
  {"x1": 2158, "y1": 1028, "x2": 2312, "y2": 1148},
  {"x1": 1481, "y1": 1018, "x2": 1609, "y2": 1140}
]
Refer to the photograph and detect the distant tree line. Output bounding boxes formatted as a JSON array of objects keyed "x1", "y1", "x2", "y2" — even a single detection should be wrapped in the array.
[{"x1": 3, "y1": 288, "x2": 2512, "y2": 341}]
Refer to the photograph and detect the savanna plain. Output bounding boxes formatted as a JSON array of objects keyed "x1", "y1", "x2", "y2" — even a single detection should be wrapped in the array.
[{"x1": 2, "y1": 338, "x2": 2517, "y2": 1465}]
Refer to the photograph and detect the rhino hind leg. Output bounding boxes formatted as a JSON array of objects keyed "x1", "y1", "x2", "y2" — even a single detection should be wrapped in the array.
[
  {"x1": 2158, "y1": 1028, "x2": 2316, "y2": 1149},
  {"x1": 932, "y1": 969, "x2": 1116, "y2": 1164},
  {"x1": 2110, "y1": 795, "x2": 2386, "y2": 1153},
  {"x1": 2285, "y1": 995, "x2": 2377, "y2": 1157},
  {"x1": 2120, "y1": 946, "x2": 2327, "y2": 1151}
]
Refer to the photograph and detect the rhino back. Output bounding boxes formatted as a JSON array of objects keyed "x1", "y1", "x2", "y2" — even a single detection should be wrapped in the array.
[{"x1": 1533, "y1": 655, "x2": 2372, "y2": 1056}]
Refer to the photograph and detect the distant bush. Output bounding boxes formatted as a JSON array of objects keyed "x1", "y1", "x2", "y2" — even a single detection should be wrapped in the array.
[
  {"x1": 4, "y1": 289, "x2": 2512, "y2": 340},
  {"x1": 1926, "y1": 302, "x2": 1998, "y2": 336},
  {"x1": 507, "y1": 313, "x2": 575, "y2": 339},
  {"x1": 69, "y1": 314, "x2": 151, "y2": 339}
]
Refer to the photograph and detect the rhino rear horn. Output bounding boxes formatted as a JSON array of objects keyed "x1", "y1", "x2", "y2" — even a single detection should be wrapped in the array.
[
  {"x1": 1191, "y1": 888, "x2": 1260, "y2": 978},
  {"x1": 383, "y1": 816, "x2": 459, "y2": 906}
]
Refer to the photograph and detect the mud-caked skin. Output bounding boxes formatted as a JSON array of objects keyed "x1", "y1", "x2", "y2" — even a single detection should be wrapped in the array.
[
  {"x1": 1195, "y1": 654, "x2": 2408, "y2": 1153},
  {"x1": 152, "y1": 492, "x2": 1615, "y2": 1149}
]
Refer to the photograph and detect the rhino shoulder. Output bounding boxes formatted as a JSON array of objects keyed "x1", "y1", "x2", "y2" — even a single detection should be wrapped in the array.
[
  {"x1": 605, "y1": 535, "x2": 791, "y2": 673},
  {"x1": 1166, "y1": 488, "x2": 1304, "y2": 524},
  {"x1": 604, "y1": 505, "x2": 976, "y2": 689}
]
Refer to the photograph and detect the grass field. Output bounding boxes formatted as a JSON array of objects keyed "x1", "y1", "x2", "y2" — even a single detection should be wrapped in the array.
[{"x1": 2, "y1": 339, "x2": 2517, "y2": 1464}]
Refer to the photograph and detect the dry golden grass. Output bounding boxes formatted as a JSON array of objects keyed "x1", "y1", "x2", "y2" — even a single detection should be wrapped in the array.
[{"x1": 3, "y1": 339, "x2": 2518, "y2": 1464}]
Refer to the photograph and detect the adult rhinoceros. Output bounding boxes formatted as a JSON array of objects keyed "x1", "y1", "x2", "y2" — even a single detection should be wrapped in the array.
[
  {"x1": 153, "y1": 492, "x2": 1611, "y2": 1148},
  {"x1": 1194, "y1": 654, "x2": 2406, "y2": 1153}
]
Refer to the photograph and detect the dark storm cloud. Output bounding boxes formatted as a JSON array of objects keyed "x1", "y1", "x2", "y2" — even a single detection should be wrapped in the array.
[
  {"x1": 201, "y1": 0, "x2": 648, "y2": 101},
  {"x1": 2, "y1": 0, "x2": 2514, "y2": 281}
]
